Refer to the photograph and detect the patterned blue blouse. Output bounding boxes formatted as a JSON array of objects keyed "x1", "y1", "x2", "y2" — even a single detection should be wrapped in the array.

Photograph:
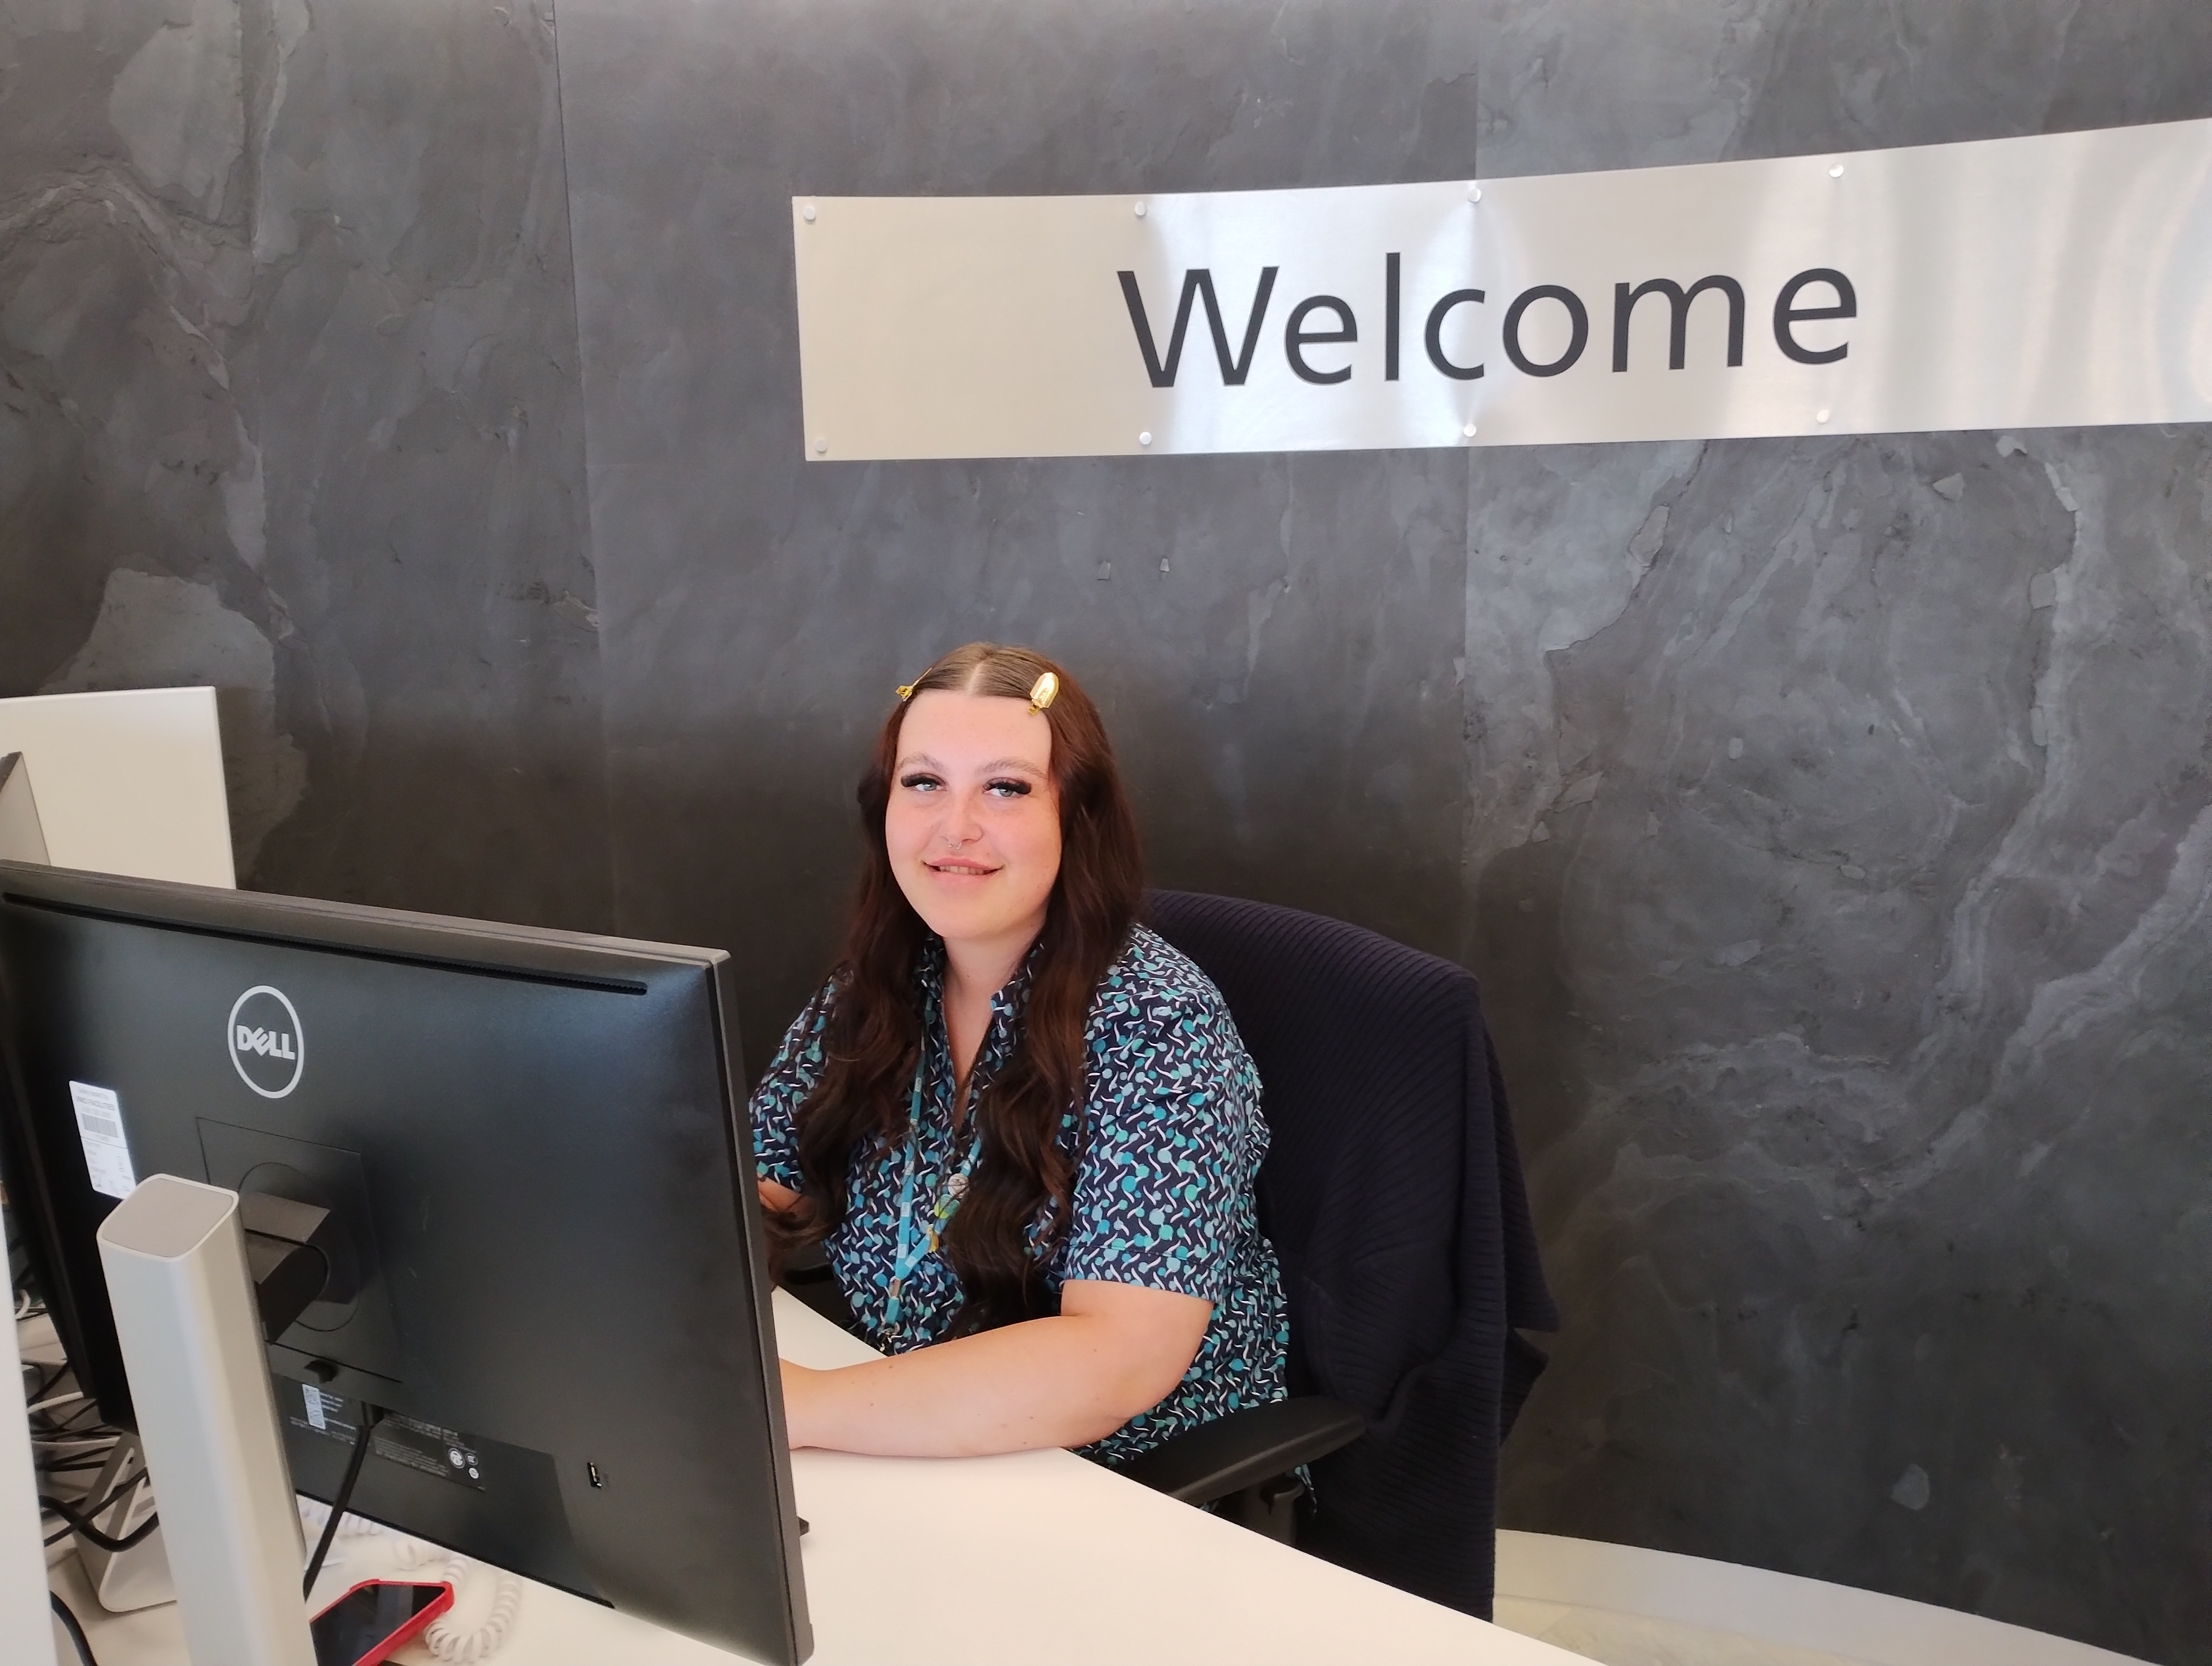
[{"x1": 749, "y1": 925, "x2": 1289, "y2": 1464}]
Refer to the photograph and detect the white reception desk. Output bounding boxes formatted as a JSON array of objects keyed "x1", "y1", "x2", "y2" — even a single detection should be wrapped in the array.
[{"x1": 54, "y1": 1290, "x2": 1585, "y2": 1665}]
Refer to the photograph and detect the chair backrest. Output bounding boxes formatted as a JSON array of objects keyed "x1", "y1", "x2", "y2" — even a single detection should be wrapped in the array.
[
  {"x1": 1143, "y1": 890, "x2": 1509, "y2": 1405},
  {"x1": 1145, "y1": 889, "x2": 1555, "y2": 1618}
]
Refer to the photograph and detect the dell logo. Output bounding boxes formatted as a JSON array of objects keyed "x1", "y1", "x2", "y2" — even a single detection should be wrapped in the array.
[
  {"x1": 234, "y1": 1026, "x2": 296, "y2": 1060},
  {"x1": 227, "y1": 985, "x2": 305, "y2": 1099}
]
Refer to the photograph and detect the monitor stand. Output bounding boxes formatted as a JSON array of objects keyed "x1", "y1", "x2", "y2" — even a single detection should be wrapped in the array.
[
  {"x1": 75, "y1": 1433, "x2": 173, "y2": 1611},
  {"x1": 68, "y1": 1184, "x2": 336, "y2": 1619},
  {"x1": 97, "y1": 1174, "x2": 316, "y2": 1666}
]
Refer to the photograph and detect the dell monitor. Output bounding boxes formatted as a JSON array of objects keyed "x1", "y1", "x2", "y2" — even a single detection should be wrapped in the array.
[{"x1": 0, "y1": 860, "x2": 810, "y2": 1663}]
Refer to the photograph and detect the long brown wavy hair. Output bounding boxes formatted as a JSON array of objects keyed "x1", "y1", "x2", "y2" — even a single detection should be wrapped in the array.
[{"x1": 767, "y1": 643, "x2": 1144, "y2": 1335}]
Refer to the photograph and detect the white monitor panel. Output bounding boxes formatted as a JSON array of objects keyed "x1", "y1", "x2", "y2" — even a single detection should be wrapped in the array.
[{"x1": 0, "y1": 689, "x2": 235, "y2": 888}]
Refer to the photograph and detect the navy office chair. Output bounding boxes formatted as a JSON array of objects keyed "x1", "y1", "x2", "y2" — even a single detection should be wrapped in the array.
[{"x1": 1123, "y1": 891, "x2": 1557, "y2": 1619}]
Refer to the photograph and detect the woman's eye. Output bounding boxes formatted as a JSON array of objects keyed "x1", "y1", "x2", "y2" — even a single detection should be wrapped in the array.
[
  {"x1": 899, "y1": 773, "x2": 943, "y2": 791},
  {"x1": 985, "y1": 778, "x2": 1032, "y2": 798}
]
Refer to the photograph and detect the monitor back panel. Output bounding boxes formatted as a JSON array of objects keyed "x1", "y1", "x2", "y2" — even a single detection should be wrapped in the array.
[{"x1": 0, "y1": 868, "x2": 808, "y2": 1664}]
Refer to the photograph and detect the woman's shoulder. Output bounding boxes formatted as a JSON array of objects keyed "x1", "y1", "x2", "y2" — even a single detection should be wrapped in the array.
[
  {"x1": 757, "y1": 970, "x2": 847, "y2": 1081},
  {"x1": 1084, "y1": 927, "x2": 1262, "y2": 1131},
  {"x1": 1090, "y1": 924, "x2": 1242, "y2": 1046}
]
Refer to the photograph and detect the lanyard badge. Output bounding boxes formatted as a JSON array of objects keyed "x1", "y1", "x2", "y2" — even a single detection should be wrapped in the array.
[{"x1": 882, "y1": 1055, "x2": 982, "y2": 1344}]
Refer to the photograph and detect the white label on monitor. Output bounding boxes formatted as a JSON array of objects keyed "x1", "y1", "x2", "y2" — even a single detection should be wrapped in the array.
[
  {"x1": 67, "y1": 1081, "x2": 137, "y2": 1201},
  {"x1": 302, "y1": 1383, "x2": 327, "y2": 1430}
]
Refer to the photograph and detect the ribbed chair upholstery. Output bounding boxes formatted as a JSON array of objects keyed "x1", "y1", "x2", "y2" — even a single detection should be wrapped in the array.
[{"x1": 1143, "y1": 889, "x2": 1558, "y2": 1619}]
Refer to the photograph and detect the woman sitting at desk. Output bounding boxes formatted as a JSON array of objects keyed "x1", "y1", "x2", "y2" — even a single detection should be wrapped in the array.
[{"x1": 752, "y1": 642, "x2": 1287, "y2": 1462}]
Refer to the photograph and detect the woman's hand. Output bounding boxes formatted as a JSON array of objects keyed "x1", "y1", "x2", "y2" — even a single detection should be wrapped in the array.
[{"x1": 777, "y1": 1279, "x2": 1210, "y2": 1457}]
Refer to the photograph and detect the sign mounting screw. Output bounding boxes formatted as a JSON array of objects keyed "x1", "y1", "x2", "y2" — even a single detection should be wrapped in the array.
[
  {"x1": 802, "y1": 203, "x2": 817, "y2": 221},
  {"x1": 814, "y1": 436, "x2": 828, "y2": 454},
  {"x1": 1138, "y1": 431, "x2": 1153, "y2": 447},
  {"x1": 1466, "y1": 183, "x2": 1482, "y2": 202},
  {"x1": 1463, "y1": 422, "x2": 1478, "y2": 438},
  {"x1": 1828, "y1": 164, "x2": 1844, "y2": 178},
  {"x1": 1134, "y1": 201, "x2": 1147, "y2": 218},
  {"x1": 1816, "y1": 409, "x2": 1831, "y2": 424}
]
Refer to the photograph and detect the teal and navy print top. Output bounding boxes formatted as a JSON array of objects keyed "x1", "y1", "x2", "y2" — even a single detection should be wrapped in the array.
[{"x1": 749, "y1": 924, "x2": 1290, "y2": 1465}]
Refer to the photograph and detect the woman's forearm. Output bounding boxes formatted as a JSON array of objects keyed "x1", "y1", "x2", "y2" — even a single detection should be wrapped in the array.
[{"x1": 783, "y1": 1287, "x2": 1208, "y2": 1456}]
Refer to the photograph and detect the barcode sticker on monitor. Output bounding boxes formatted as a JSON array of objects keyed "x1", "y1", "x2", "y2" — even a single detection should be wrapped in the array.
[
  {"x1": 302, "y1": 1383, "x2": 327, "y2": 1430},
  {"x1": 68, "y1": 1081, "x2": 138, "y2": 1201}
]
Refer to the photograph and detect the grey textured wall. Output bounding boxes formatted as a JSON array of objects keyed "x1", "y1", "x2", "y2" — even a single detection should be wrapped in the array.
[
  {"x1": 4, "y1": 3, "x2": 2208, "y2": 1659},
  {"x1": 1, "y1": 0, "x2": 608, "y2": 920}
]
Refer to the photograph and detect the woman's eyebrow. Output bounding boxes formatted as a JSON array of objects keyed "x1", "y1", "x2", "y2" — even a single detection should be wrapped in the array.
[{"x1": 894, "y1": 753, "x2": 1046, "y2": 774}]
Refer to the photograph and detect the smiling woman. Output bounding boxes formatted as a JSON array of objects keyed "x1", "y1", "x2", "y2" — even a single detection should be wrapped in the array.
[{"x1": 751, "y1": 643, "x2": 1289, "y2": 1462}]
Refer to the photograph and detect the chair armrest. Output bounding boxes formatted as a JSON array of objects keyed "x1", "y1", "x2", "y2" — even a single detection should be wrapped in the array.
[{"x1": 1113, "y1": 1396, "x2": 1365, "y2": 1505}]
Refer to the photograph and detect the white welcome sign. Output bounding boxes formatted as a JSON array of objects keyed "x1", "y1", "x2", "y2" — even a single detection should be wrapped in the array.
[{"x1": 792, "y1": 119, "x2": 2212, "y2": 461}]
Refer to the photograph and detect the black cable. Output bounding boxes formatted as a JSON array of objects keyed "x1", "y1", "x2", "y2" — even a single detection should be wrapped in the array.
[
  {"x1": 43, "y1": 1475, "x2": 133, "y2": 1548},
  {"x1": 40, "y1": 1461, "x2": 152, "y2": 1552},
  {"x1": 30, "y1": 1395, "x2": 97, "y2": 1427},
  {"x1": 38, "y1": 1488, "x2": 160, "y2": 1555},
  {"x1": 32, "y1": 1400, "x2": 108, "y2": 1438},
  {"x1": 23, "y1": 1359, "x2": 68, "y2": 1405},
  {"x1": 28, "y1": 1383, "x2": 94, "y2": 1421},
  {"x1": 50, "y1": 1590, "x2": 99, "y2": 1666},
  {"x1": 44, "y1": 1478, "x2": 130, "y2": 1548},
  {"x1": 35, "y1": 1455, "x2": 112, "y2": 1476},
  {"x1": 48, "y1": 1461, "x2": 146, "y2": 1518},
  {"x1": 35, "y1": 1428, "x2": 104, "y2": 1452},
  {"x1": 303, "y1": 1404, "x2": 383, "y2": 1597}
]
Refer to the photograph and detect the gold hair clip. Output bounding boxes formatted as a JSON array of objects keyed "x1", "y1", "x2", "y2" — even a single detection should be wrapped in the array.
[
  {"x1": 896, "y1": 683, "x2": 916, "y2": 701},
  {"x1": 1027, "y1": 671, "x2": 1059, "y2": 714}
]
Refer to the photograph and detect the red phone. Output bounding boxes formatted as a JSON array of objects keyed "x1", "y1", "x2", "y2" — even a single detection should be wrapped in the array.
[{"x1": 309, "y1": 1578, "x2": 455, "y2": 1666}]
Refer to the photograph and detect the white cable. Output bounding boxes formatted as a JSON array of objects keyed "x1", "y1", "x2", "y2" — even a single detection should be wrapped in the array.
[
  {"x1": 411, "y1": 1554, "x2": 523, "y2": 1664},
  {"x1": 297, "y1": 1495, "x2": 387, "y2": 1542},
  {"x1": 296, "y1": 1498, "x2": 522, "y2": 1662}
]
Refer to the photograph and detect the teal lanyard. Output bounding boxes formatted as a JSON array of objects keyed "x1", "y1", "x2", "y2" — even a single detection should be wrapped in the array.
[{"x1": 882, "y1": 1054, "x2": 982, "y2": 1342}]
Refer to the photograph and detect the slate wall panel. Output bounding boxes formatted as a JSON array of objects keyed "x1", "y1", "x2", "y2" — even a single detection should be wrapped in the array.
[{"x1": 5, "y1": 2, "x2": 2208, "y2": 1657}]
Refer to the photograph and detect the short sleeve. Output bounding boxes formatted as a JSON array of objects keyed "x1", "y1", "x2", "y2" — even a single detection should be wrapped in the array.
[
  {"x1": 1058, "y1": 986, "x2": 1263, "y2": 1303},
  {"x1": 747, "y1": 981, "x2": 838, "y2": 1193}
]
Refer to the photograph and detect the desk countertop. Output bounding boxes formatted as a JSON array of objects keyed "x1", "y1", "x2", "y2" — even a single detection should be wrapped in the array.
[{"x1": 57, "y1": 1291, "x2": 1584, "y2": 1666}]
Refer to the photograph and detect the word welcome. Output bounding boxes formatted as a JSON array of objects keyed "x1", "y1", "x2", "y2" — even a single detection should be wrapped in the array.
[{"x1": 1117, "y1": 262, "x2": 1858, "y2": 386}]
